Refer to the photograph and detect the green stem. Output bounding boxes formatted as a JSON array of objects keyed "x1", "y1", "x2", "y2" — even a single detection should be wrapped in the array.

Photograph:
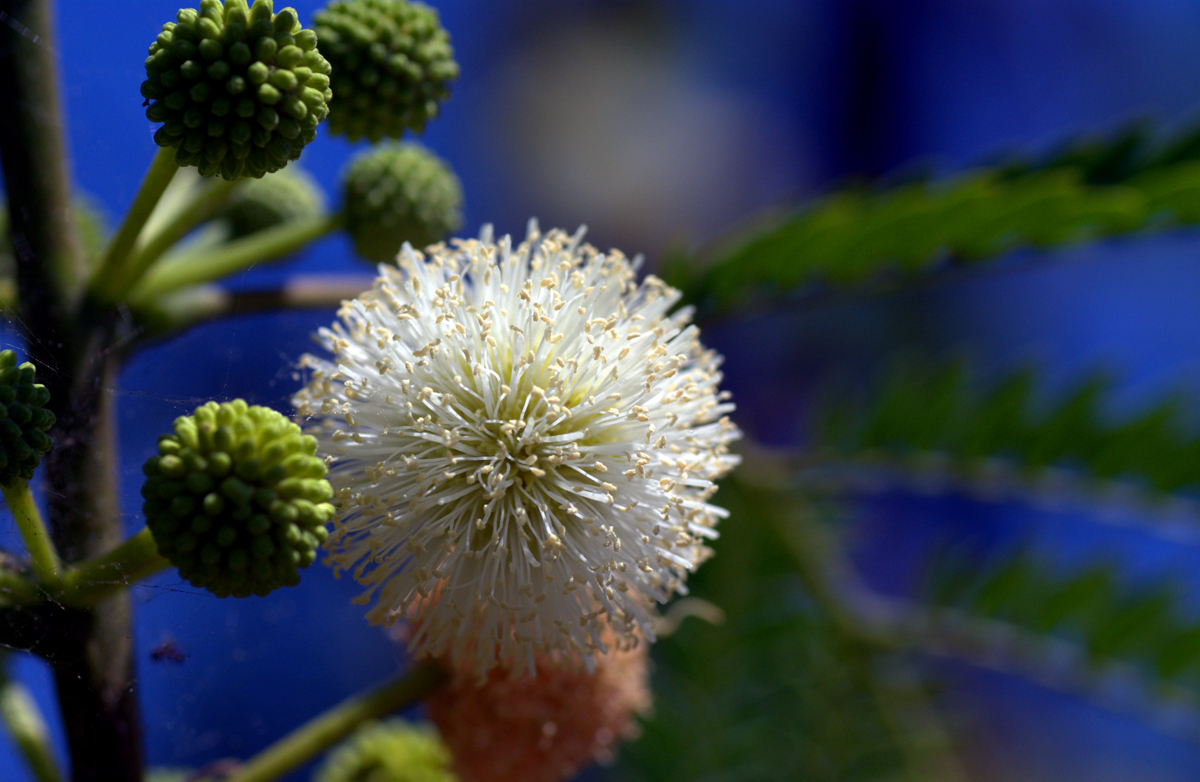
[
  {"x1": 224, "y1": 662, "x2": 448, "y2": 782},
  {"x1": 136, "y1": 274, "x2": 376, "y2": 337},
  {"x1": 2, "y1": 482, "x2": 61, "y2": 588},
  {"x1": 0, "y1": 679, "x2": 64, "y2": 782},
  {"x1": 108, "y1": 177, "x2": 241, "y2": 302},
  {"x1": 55, "y1": 528, "x2": 169, "y2": 609},
  {"x1": 129, "y1": 212, "x2": 344, "y2": 305},
  {"x1": 89, "y1": 146, "x2": 180, "y2": 302}
]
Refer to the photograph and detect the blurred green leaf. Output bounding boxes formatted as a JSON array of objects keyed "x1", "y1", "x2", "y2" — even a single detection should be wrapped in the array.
[
  {"x1": 812, "y1": 360, "x2": 1200, "y2": 497},
  {"x1": 670, "y1": 122, "x2": 1200, "y2": 315}
]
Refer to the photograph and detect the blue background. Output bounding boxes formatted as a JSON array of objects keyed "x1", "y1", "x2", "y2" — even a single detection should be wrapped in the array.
[{"x1": 6, "y1": 0, "x2": 1200, "y2": 779}]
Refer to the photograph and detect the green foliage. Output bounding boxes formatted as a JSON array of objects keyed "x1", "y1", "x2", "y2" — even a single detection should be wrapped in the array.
[
  {"x1": 669, "y1": 122, "x2": 1200, "y2": 315},
  {"x1": 620, "y1": 480, "x2": 912, "y2": 782},
  {"x1": 813, "y1": 360, "x2": 1200, "y2": 495},
  {"x1": 928, "y1": 546, "x2": 1200, "y2": 688}
]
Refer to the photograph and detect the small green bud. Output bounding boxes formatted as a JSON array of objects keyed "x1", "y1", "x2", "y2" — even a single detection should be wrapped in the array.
[
  {"x1": 341, "y1": 143, "x2": 462, "y2": 263},
  {"x1": 142, "y1": 399, "x2": 335, "y2": 598},
  {"x1": 0, "y1": 350, "x2": 54, "y2": 487},
  {"x1": 313, "y1": 0, "x2": 459, "y2": 142},
  {"x1": 215, "y1": 166, "x2": 327, "y2": 239},
  {"x1": 314, "y1": 720, "x2": 457, "y2": 782},
  {"x1": 143, "y1": 0, "x2": 333, "y2": 180}
]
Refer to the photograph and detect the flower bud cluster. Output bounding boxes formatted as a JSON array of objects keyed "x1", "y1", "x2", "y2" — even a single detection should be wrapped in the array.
[
  {"x1": 342, "y1": 143, "x2": 462, "y2": 263},
  {"x1": 142, "y1": 400, "x2": 335, "y2": 597},
  {"x1": 313, "y1": 0, "x2": 459, "y2": 142},
  {"x1": 0, "y1": 351, "x2": 54, "y2": 488},
  {"x1": 142, "y1": 0, "x2": 333, "y2": 180}
]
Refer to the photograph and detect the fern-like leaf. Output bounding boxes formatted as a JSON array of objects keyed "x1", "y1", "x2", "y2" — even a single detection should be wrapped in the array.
[
  {"x1": 669, "y1": 122, "x2": 1200, "y2": 315},
  {"x1": 928, "y1": 546, "x2": 1200, "y2": 690},
  {"x1": 811, "y1": 360, "x2": 1200, "y2": 498}
]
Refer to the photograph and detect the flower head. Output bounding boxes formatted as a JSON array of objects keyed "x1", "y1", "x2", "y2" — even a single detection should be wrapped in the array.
[
  {"x1": 313, "y1": 0, "x2": 459, "y2": 142},
  {"x1": 0, "y1": 350, "x2": 55, "y2": 487},
  {"x1": 142, "y1": 399, "x2": 336, "y2": 597},
  {"x1": 426, "y1": 637, "x2": 651, "y2": 782},
  {"x1": 142, "y1": 0, "x2": 333, "y2": 179},
  {"x1": 294, "y1": 221, "x2": 740, "y2": 675},
  {"x1": 341, "y1": 143, "x2": 463, "y2": 264}
]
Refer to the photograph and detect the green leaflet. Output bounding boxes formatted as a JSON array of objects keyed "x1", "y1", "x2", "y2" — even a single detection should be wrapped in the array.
[
  {"x1": 812, "y1": 360, "x2": 1200, "y2": 495},
  {"x1": 621, "y1": 480, "x2": 917, "y2": 782},
  {"x1": 668, "y1": 122, "x2": 1200, "y2": 315},
  {"x1": 928, "y1": 547, "x2": 1200, "y2": 686}
]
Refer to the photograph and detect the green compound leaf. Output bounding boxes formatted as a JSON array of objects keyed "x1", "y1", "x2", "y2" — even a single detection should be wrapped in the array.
[
  {"x1": 926, "y1": 547, "x2": 1200, "y2": 689},
  {"x1": 621, "y1": 480, "x2": 917, "y2": 782},
  {"x1": 668, "y1": 122, "x2": 1200, "y2": 316},
  {"x1": 811, "y1": 360, "x2": 1200, "y2": 497}
]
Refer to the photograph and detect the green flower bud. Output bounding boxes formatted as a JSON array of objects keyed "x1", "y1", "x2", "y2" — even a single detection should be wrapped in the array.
[
  {"x1": 313, "y1": 0, "x2": 459, "y2": 142},
  {"x1": 143, "y1": 0, "x2": 333, "y2": 180},
  {"x1": 0, "y1": 350, "x2": 55, "y2": 487},
  {"x1": 141, "y1": 399, "x2": 335, "y2": 598},
  {"x1": 315, "y1": 720, "x2": 457, "y2": 782},
  {"x1": 217, "y1": 166, "x2": 327, "y2": 239},
  {"x1": 341, "y1": 143, "x2": 462, "y2": 263}
]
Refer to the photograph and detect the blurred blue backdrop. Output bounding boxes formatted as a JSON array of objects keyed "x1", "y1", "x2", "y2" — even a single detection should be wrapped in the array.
[{"x1": 6, "y1": 0, "x2": 1200, "y2": 780}]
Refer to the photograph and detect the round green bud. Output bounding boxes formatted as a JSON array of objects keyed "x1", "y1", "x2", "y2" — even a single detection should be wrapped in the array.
[
  {"x1": 341, "y1": 143, "x2": 462, "y2": 263},
  {"x1": 313, "y1": 0, "x2": 459, "y2": 143},
  {"x1": 217, "y1": 166, "x2": 327, "y2": 239},
  {"x1": 315, "y1": 720, "x2": 457, "y2": 782},
  {"x1": 142, "y1": 0, "x2": 333, "y2": 180},
  {"x1": 141, "y1": 399, "x2": 335, "y2": 598},
  {"x1": 0, "y1": 350, "x2": 55, "y2": 487}
]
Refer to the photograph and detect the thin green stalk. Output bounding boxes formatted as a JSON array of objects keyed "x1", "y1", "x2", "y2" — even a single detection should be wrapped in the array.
[
  {"x1": 129, "y1": 212, "x2": 344, "y2": 305},
  {"x1": 2, "y1": 482, "x2": 61, "y2": 588},
  {"x1": 136, "y1": 274, "x2": 374, "y2": 338},
  {"x1": 55, "y1": 528, "x2": 169, "y2": 608},
  {"x1": 108, "y1": 177, "x2": 241, "y2": 301},
  {"x1": 224, "y1": 662, "x2": 448, "y2": 782},
  {"x1": 0, "y1": 679, "x2": 64, "y2": 782},
  {"x1": 89, "y1": 146, "x2": 180, "y2": 302}
]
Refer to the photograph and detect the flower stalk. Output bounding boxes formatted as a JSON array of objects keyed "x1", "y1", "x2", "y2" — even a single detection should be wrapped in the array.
[
  {"x1": 0, "y1": 678, "x2": 65, "y2": 782},
  {"x1": 1, "y1": 481, "x2": 61, "y2": 588},
  {"x1": 54, "y1": 528, "x2": 170, "y2": 609},
  {"x1": 110, "y1": 176, "x2": 242, "y2": 301},
  {"x1": 223, "y1": 662, "x2": 449, "y2": 782},
  {"x1": 128, "y1": 212, "x2": 344, "y2": 305},
  {"x1": 90, "y1": 146, "x2": 180, "y2": 302}
]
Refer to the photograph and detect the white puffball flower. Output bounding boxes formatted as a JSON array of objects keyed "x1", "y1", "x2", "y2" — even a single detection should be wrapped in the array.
[{"x1": 294, "y1": 220, "x2": 741, "y2": 677}]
